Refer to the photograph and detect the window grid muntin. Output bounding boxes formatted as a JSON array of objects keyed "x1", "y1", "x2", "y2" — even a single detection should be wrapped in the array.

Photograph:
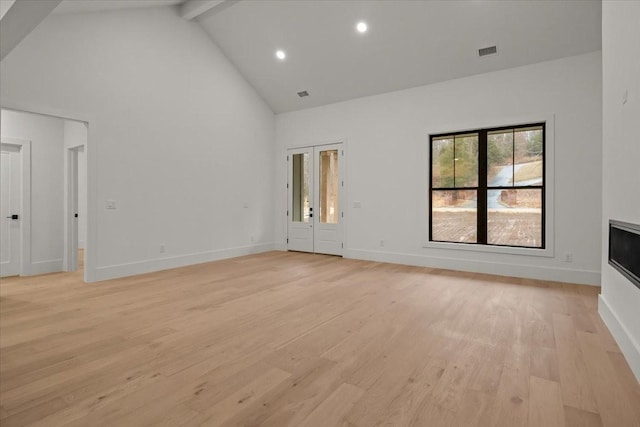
[{"x1": 429, "y1": 122, "x2": 545, "y2": 249}]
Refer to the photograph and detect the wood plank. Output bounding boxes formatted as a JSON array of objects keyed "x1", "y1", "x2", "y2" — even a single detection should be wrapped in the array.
[
  {"x1": 564, "y1": 405, "x2": 603, "y2": 427},
  {"x1": 530, "y1": 345, "x2": 560, "y2": 382},
  {"x1": 576, "y1": 331, "x2": 640, "y2": 427},
  {"x1": 410, "y1": 401, "x2": 457, "y2": 427},
  {"x1": 371, "y1": 356, "x2": 448, "y2": 426},
  {"x1": 528, "y1": 376, "x2": 566, "y2": 427},
  {"x1": 299, "y1": 382, "x2": 364, "y2": 427},
  {"x1": 430, "y1": 359, "x2": 471, "y2": 412},
  {"x1": 490, "y1": 365, "x2": 529, "y2": 427},
  {"x1": 552, "y1": 313, "x2": 599, "y2": 413},
  {"x1": 452, "y1": 389, "x2": 494, "y2": 427},
  {"x1": 189, "y1": 367, "x2": 291, "y2": 426},
  {"x1": 242, "y1": 358, "x2": 344, "y2": 427}
]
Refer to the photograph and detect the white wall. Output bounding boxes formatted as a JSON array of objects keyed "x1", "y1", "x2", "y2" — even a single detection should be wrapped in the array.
[
  {"x1": 276, "y1": 51, "x2": 602, "y2": 285},
  {"x1": 599, "y1": 1, "x2": 640, "y2": 381},
  {"x1": 63, "y1": 120, "x2": 86, "y2": 150},
  {"x1": 0, "y1": 6, "x2": 276, "y2": 281},
  {"x1": 1, "y1": 108, "x2": 65, "y2": 273}
]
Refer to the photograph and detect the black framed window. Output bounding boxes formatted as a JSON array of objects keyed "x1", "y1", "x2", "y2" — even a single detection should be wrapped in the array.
[{"x1": 429, "y1": 123, "x2": 545, "y2": 249}]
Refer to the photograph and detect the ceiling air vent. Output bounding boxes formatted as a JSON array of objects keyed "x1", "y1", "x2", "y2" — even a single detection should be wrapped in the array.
[
  {"x1": 478, "y1": 45, "x2": 497, "y2": 57},
  {"x1": 297, "y1": 91, "x2": 309, "y2": 98}
]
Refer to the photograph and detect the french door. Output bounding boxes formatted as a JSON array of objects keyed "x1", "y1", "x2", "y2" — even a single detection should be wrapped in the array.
[{"x1": 287, "y1": 144, "x2": 344, "y2": 256}]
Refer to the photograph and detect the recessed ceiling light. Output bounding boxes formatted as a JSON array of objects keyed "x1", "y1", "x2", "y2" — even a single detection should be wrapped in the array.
[
  {"x1": 356, "y1": 21, "x2": 368, "y2": 33},
  {"x1": 275, "y1": 50, "x2": 286, "y2": 60}
]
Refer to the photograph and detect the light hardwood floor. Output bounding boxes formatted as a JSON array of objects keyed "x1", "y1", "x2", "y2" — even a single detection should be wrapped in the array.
[{"x1": 1, "y1": 251, "x2": 639, "y2": 427}]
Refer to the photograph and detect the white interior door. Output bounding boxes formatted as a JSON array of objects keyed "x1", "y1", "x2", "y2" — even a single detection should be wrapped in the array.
[
  {"x1": 287, "y1": 144, "x2": 344, "y2": 256},
  {"x1": 1, "y1": 145, "x2": 21, "y2": 277}
]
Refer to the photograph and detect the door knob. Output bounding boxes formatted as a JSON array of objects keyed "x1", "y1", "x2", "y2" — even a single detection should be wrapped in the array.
[{"x1": 6, "y1": 214, "x2": 19, "y2": 220}]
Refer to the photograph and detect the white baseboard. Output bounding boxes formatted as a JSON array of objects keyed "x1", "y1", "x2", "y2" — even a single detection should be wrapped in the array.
[
  {"x1": 90, "y1": 243, "x2": 277, "y2": 282},
  {"x1": 344, "y1": 248, "x2": 601, "y2": 286},
  {"x1": 273, "y1": 242, "x2": 287, "y2": 251},
  {"x1": 28, "y1": 259, "x2": 64, "y2": 275},
  {"x1": 598, "y1": 295, "x2": 640, "y2": 382}
]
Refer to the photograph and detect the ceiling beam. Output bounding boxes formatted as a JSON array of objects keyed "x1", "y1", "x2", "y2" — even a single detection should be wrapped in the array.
[
  {"x1": 0, "y1": 0, "x2": 17, "y2": 20},
  {"x1": 180, "y1": 0, "x2": 226, "y2": 20},
  {"x1": 0, "y1": 0, "x2": 62, "y2": 61}
]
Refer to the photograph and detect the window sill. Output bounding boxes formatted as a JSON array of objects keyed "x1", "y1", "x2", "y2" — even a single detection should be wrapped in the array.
[{"x1": 423, "y1": 240, "x2": 554, "y2": 258}]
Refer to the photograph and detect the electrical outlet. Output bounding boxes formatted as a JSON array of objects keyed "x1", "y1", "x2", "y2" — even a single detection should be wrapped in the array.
[
  {"x1": 160, "y1": 244, "x2": 166, "y2": 253},
  {"x1": 250, "y1": 236, "x2": 255, "y2": 242},
  {"x1": 564, "y1": 252, "x2": 573, "y2": 263},
  {"x1": 106, "y1": 200, "x2": 116, "y2": 209},
  {"x1": 380, "y1": 240, "x2": 385, "y2": 247}
]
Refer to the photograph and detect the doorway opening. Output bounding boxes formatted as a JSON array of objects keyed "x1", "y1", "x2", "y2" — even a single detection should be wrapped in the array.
[
  {"x1": 287, "y1": 143, "x2": 344, "y2": 256},
  {"x1": 64, "y1": 144, "x2": 86, "y2": 273},
  {"x1": 0, "y1": 108, "x2": 88, "y2": 280}
]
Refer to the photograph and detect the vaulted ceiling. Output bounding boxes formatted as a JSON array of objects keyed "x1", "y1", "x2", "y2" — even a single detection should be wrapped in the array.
[
  {"x1": 10, "y1": 0, "x2": 603, "y2": 113},
  {"x1": 196, "y1": 0, "x2": 602, "y2": 113}
]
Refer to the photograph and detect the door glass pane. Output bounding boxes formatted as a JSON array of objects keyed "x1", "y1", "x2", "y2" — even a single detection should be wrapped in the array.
[
  {"x1": 488, "y1": 130, "x2": 514, "y2": 186},
  {"x1": 432, "y1": 137, "x2": 454, "y2": 188},
  {"x1": 431, "y1": 189, "x2": 477, "y2": 243},
  {"x1": 454, "y1": 134, "x2": 479, "y2": 187},
  {"x1": 514, "y1": 126, "x2": 543, "y2": 186},
  {"x1": 488, "y1": 189, "x2": 542, "y2": 247},
  {"x1": 319, "y1": 149, "x2": 339, "y2": 224},
  {"x1": 292, "y1": 153, "x2": 310, "y2": 222}
]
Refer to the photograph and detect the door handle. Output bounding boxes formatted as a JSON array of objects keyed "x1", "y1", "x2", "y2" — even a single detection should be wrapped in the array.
[{"x1": 6, "y1": 214, "x2": 19, "y2": 220}]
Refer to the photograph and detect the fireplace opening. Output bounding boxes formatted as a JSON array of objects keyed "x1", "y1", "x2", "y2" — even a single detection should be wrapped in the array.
[{"x1": 609, "y1": 220, "x2": 640, "y2": 290}]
